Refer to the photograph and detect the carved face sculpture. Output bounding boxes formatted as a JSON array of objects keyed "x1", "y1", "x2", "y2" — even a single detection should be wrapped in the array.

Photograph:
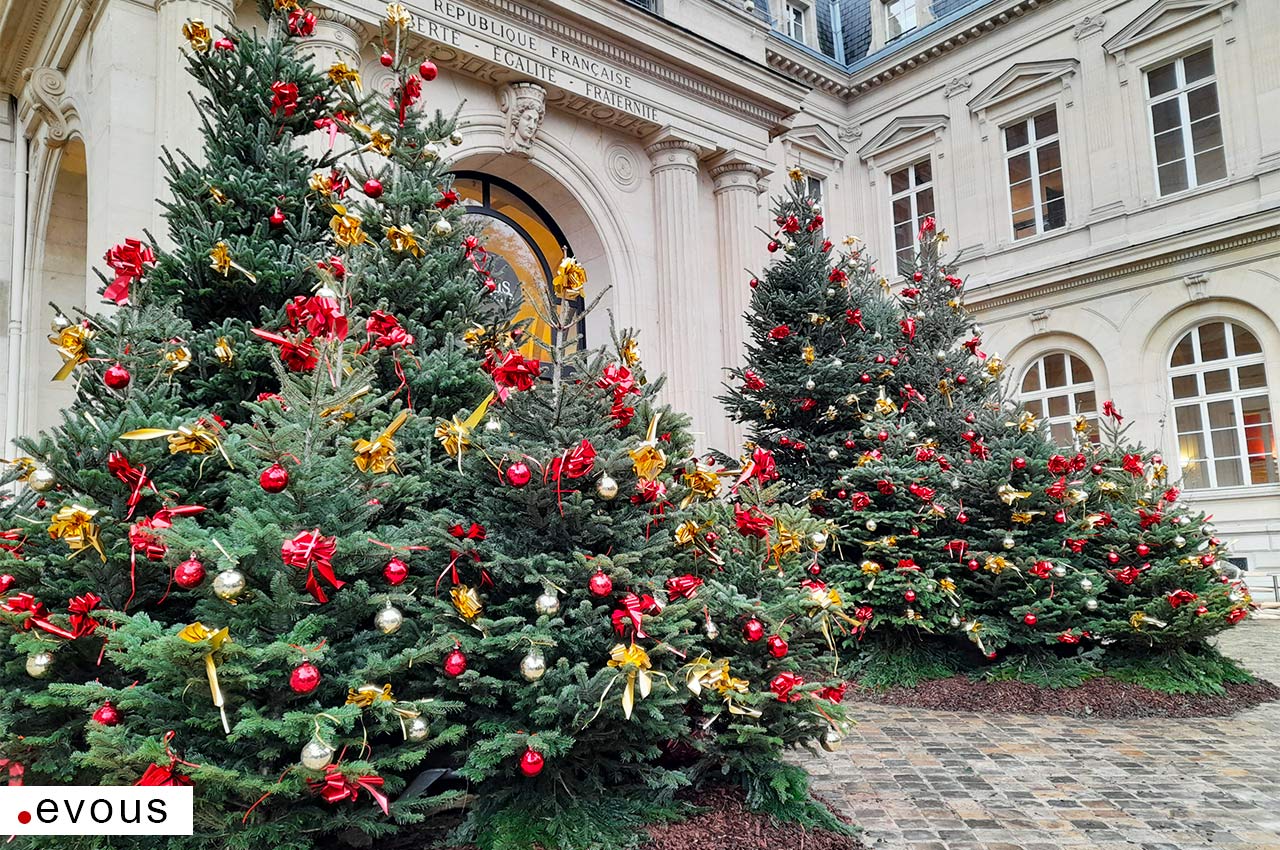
[{"x1": 516, "y1": 104, "x2": 541, "y2": 143}]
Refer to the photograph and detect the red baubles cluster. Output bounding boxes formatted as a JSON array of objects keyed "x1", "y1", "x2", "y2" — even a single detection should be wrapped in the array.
[
  {"x1": 260, "y1": 462, "x2": 289, "y2": 493},
  {"x1": 588, "y1": 570, "x2": 613, "y2": 597},
  {"x1": 290, "y1": 662, "x2": 321, "y2": 695},
  {"x1": 519, "y1": 747, "x2": 544, "y2": 777},
  {"x1": 104, "y1": 363, "x2": 131, "y2": 390},
  {"x1": 742, "y1": 618, "x2": 764, "y2": 642},
  {"x1": 92, "y1": 701, "x2": 121, "y2": 726},
  {"x1": 383, "y1": 556, "x2": 409, "y2": 586},
  {"x1": 506, "y1": 461, "x2": 531, "y2": 487},
  {"x1": 444, "y1": 648, "x2": 467, "y2": 677},
  {"x1": 174, "y1": 555, "x2": 206, "y2": 589}
]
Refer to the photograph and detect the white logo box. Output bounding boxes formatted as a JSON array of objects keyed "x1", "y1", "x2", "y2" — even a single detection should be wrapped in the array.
[{"x1": 0, "y1": 787, "x2": 193, "y2": 835}]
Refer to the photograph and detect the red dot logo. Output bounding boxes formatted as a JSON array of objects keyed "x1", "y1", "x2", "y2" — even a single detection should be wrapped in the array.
[{"x1": 17, "y1": 811, "x2": 31, "y2": 824}]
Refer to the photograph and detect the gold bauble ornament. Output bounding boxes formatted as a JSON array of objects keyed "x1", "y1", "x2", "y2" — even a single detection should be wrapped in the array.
[
  {"x1": 26, "y1": 651, "x2": 54, "y2": 678},
  {"x1": 596, "y1": 475, "x2": 619, "y2": 500},
  {"x1": 432, "y1": 218, "x2": 453, "y2": 237},
  {"x1": 28, "y1": 466, "x2": 56, "y2": 493},
  {"x1": 406, "y1": 716, "x2": 430, "y2": 742},
  {"x1": 212, "y1": 569, "x2": 246, "y2": 600},
  {"x1": 820, "y1": 727, "x2": 844, "y2": 752},
  {"x1": 375, "y1": 603, "x2": 403, "y2": 635},
  {"x1": 534, "y1": 591, "x2": 560, "y2": 616},
  {"x1": 809, "y1": 531, "x2": 829, "y2": 551},
  {"x1": 300, "y1": 738, "x2": 335, "y2": 770},
  {"x1": 520, "y1": 650, "x2": 546, "y2": 682},
  {"x1": 450, "y1": 131, "x2": 464, "y2": 146}
]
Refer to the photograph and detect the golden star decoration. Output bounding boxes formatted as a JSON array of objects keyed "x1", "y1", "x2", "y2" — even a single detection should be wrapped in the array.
[{"x1": 787, "y1": 167, "x2": 805, "y2": 181}]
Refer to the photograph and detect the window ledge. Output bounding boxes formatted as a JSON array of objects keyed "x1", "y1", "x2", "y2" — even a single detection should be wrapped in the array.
[
  {"x1": 1140, "y1": 176, "x2": 1231, "y2": 212},
  {"x1": 1182, "y1": 483, "x2": 1280, "y2": 502}
]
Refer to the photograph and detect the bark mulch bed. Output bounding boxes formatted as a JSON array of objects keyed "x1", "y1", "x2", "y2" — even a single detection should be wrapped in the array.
[
  {"x1": 851, "y1": 676, "x2": 1280, "y2": 718},
  {"x1": 643, "y1": 786, "x2": 865, "y2": 850}
]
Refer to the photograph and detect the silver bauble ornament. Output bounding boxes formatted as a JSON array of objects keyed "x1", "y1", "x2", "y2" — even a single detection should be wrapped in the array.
[
  {"x1": 949, "y1": 615, "x2": 961, "y2": 627},
  {"x1": 1051, "y1": 565, "x2": 1067, "y2": 578},
  {"x1": 936, "y1": 351, "x2": 948, "y2": 362},
  {"x1": 51, "y1": 314, "x2": 72, "y2": 332},
  {"x1": 27, "y1": 467, "x2": 56, "y2": 493},
  {"x1": 26, "y1": 651, "x2": 53, "y2": 678},
  {"x1": 534, "y1": 591, "x2": 561, "y2": 616},
  {"x1": 423, "y1": 142, "x2": 442, "y2": 160},
  {"x1": 704, "y1": 620, "x2": 720, "y2": 640},
  {"x1": 433, "y1": 218, "x2": 453, "y2": 236},
  {"x1": 809, "y1": 531, "x2": 829, "y2": 551},
  {"x1": 375, "y1": 603, "x2": 404, "y2": 635},
  {"x1": 483, "y1": 415, "x2": 502, "y2": 433},
  {"x1": 820, "y1": 727, "x2": 844, "y2": 752},
  {"x1": 1002, "y1": 536, "x2": 1015, "y2": 550},
  {"x1": 406, "y1": 716, "x2": 430, "y2": 741},
  {"x1": 1177, "y1": 515, "x2": 1190, "y2": 526},
  {"x1": 926, "y1": 419, "x2": 936, "y2": 428},
  {"x1": 1084, "y1": 598, "x2": 1099, "y2": 611},
  {"x1": 450, "y1": 131, "x2": 464, "y2": 146},
  {"x1": 804, "y1": 379, "x2": 816, "y2": 391},
  {"x1": 1079, "y1": 578, "x2": 1093, "y2": 591},
  {"x1": 315, "y1": 285, "x2": 338, "y2": 299},
  {"x1": 300, "y1": 738, "x2": 335, "y2": 770},
  {"x1": 865, "y1": 519, "x2": 877, "y2": 532},
  {"x1": 212, "y1": 569, "x2": 246, "y2": 600},
  {"x1": 827, "y1": 448, "x2": 839, "y2": 460},
  {"x1": 832, "y1": 358, "x2": 842, "y2": 367},
  {"x1": 596, "y1": 475, "x2": 619, "y2": 500},
  {"x1": 520, "y1": 650, "x2": 547, "y2": 682},
  {"x1": 826, "y1": 288, "x2": 835, "y2": 297},
  {"x1": 905, "y1": 431, "x2": 916, "y2": 440},
  {"x1": 1174, "y1": 535, "x2": 1186, "y2": 548}
]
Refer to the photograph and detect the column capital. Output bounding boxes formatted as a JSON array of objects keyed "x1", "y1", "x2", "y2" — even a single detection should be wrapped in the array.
[
  {"x1": 644, "y1": 127, "x2": 709, "y2": 173},
  {"x1": 313, "y1": 6, "x2": 371, "y2": 42},
  {"x1": 155, "y1": 0, "x2": 235, "y2": 15},
  {"x1": 708, "y1": 152, "x2": 769, "y2": 192}
]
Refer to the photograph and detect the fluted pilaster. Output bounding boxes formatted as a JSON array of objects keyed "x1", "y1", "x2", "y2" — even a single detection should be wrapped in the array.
[{"x1": 153, "y1": 0, "x2": 234, "y2": 164}]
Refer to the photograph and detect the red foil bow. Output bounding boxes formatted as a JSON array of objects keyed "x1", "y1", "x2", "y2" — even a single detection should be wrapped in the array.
[
  {"x1": 665, "y1": 575, "x2": 703, "y2": 600},
  {"x1": 611, "y1": 592, "x2": 649, "y2": 639},
  {"x1": 251, "y1": 328, "x2": 319, "y2": 372},
  {"x1": 309, "y1": 766, "x2": 389, "y2": 815},
  {"x1": 282, "y1": 530, "x2": 343, "y2": 603},
  {"x1": 2, "y1": 593, "x2": 75, "y2": 639},
  {"x1": 102, "y1": 238, "x2": 154, "y2": 305},
  {"x1": 136, "y1": 732, "x2": 197, "y2": 786},
  {"x1": 107, "y1": 452, "x2": 156, "y2": 518}
]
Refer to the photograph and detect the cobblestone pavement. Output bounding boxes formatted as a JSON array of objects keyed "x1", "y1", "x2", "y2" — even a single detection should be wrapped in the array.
[{"x1": 807, "y1": 619, "x2": 1280, "y2": 850}]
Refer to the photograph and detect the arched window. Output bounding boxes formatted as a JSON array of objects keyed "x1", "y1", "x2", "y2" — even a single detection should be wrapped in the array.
[
  {"x1": 452, "y1": 172, "x2": 583, "y2": 358},
  {"x1": 1019, "y1": 352, "x2": 1099, "y2": 446},
  {"x1": 1169, "y1": 321, "x2": 1276, "y2": 489}
]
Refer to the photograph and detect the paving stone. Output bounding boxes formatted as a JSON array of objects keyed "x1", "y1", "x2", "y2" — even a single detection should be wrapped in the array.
[{"x1": 797, "y1": 619, "x2": 1280, "y2": 850}]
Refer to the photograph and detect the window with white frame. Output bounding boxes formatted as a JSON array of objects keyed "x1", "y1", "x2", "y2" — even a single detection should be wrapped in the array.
[
  {"x1": 889, "y1": 158, "x2": 934, "y2": 276},
  {"x1": 1004, "y1": 108, "x2": 1066, "y2": 240},
  {"x1": 806, "y1": 174, "x2": 825, "y2": 235},
  {"x1": 884, "y1": 0, "x2": 916, "y2": 40},
  {"x1": 1169, "y1": 321, "x2": 1275, "y2": 489},
  {"x1": 786, "y1": 2, "x2": 807, "y2": 43},
  {"x1": 1146, "y1": 46, "x2": 1226, "y2": 196},
  {"x1": 1019, "y1": 353, "x2": 1099, "y2": 447}
]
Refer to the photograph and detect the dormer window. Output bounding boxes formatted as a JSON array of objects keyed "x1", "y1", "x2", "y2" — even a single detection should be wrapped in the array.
[
  {"x1": 786, "y1": 2, "x2": 809, "y2": 44},
  {"x1": 885, "y1": 0, "x2": 917, "y2": 40}
]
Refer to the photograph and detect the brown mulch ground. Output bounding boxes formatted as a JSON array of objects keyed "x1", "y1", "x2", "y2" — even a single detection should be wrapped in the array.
[
  {"x1": 643, "y1": 786, "x2": 866, "y2": 850},
  {"x1": 851, "y1": 676, "x2": 1280, "y2": 718}
]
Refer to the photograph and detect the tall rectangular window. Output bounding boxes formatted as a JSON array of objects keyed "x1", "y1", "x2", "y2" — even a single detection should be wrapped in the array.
[
  {"x1": 1004, "y1": 108, "x2": 1066, "y2": 240},
  {"x1": 885, "y1": 0, "x2": 916, "y2": 40},
  {"x1": 787, "y1": 3, "x2": 807, "y2": 43},
  {"x1": 1146, "y1": 46, "x2": 1226, "y2": 196},
  {"x1": 889, "y1": 159, "x2": 934, "y2": 276}
]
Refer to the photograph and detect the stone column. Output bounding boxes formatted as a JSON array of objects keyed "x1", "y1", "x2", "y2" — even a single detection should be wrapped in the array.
[
  {"x1": 710, "y1": 157, "x2": 764, "y2": 451},
  {"x1": 153, "y1": 0, "x2": 234, "y2": 166},
  {"x1": 646, "y1": 133, "x2": 716, "y2": 449},
  {"x1": 302, "y1": 9, "x2": 366, "y2": 160}
]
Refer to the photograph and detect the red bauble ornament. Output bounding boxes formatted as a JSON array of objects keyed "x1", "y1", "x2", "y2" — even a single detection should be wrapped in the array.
[
  {"x1": 742, "y1": 618, "x2": 765, "y2": 642},
  {"x1": 904, "y1": 589, "x2": 917, "y2": 602},
  {"x1": 808, "y1": 563, "x2": 822, "y2": 576},
  {"x1": 363, "y1": 179, "x2": 383, "y2": 199},
  {"x1": 877, "y1": 430, "x2": 889, "y2": 442},
  {"x1": 519, "y1": 747, "x2": 544, "y2": 777},
  {"x1": 956, "y1": 510, "x2": 968, "y2": 524},
  {"x1": 92, "y1": 701, "x2": 121, "y2": 726},
  {"x1": 269, "y1": 207, "x2": 286, "y2": 228},
  {"x1": 968, "y1": 559, "x2": 980, "y2": 571},
  {"x1": 1012, "y1": 457, "x2": 1027, "y2": 470},
  {"x1": 749, "y1": 278, "x2": 759, "y2": 289},
  {"x1": 874, "y1": 355, "x2": 886, "y2": 364},
  {"x1": 844, "y1": 439, "x2": 855, "y2": 449},
  {"x1": 259, "y1": 463, "x2": 290, "y2": 493},
  {"x1": 956, "y1": 374, "x2": 968, "y2": 385},
  {"x1": 104, "y1": 363, "x2": 131, "y2": 390},
  {"x1": 1023, "y1": 613, "x2": 1038, "y2": 626},
  {"x1": 1195, "y1": 606, "x2": 1208, "y2": 616},
  {"x1": 888, "y1": 356, "x2": 899, "y2": 367},
  {"x1": 419, "y1": 60, "x2": 438, "y2": 81},
  {"x1": 1136, "y1": 543, "x2": 1151, "y2": 557},
  {"x1": 588, "y1": 570, "x2": 613, "y2": 597},
  {"x1": 290, "y1": 662, "x2": 321, "y2": 694},
  {"x1": 1106, "y1": 551, "x2": 1120, "y2": 565},
  {"x1": 383, "y1": 556, "x2": 409, "y2": 585},
  {"x1": 174, "y1": 556, "x2": 206, "y2": 589},
  {"x1": 380, "y1": 52, "x2": 394, "y2": 67},
  {"x1": 444, "y1": 648, "x2": 467, "y2": 677},
  {"x1": 859, "y1": 373, "x2": 871, "y2": 383},
  {"x1": 213, "y1": 37, "x2": 235, "y2": 50},
  {"x1": 1091, "y1": 464, "x2": 1105, "y2": 475},
  {"x1": 506, "y1": 462, "x2": 532, "y2": 487},
  {"x1": 766, "y1": 635, "x2": 789, "y2": 658}
]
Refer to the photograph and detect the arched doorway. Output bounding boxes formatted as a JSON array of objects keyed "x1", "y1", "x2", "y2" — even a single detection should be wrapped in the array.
[{"x1": 453, "y1": 172, "x2": 584, "y2": 359}]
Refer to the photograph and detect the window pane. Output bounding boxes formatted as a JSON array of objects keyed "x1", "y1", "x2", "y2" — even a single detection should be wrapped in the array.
[
  {"x1": 1024, "y1": 398, "x2": 1043, "y2": 417},
  {"x1": 1171, "y1": 374, "x2": 1199, "y2": 398},
  {"x1": 1191, "y1": 115, "x2": 1223, "y2": 153},
  {"x1": 1179, "y1": 432, "x2": 1207, "y2": 461},
  {"x1": 1199, "y1": 322, "x2": 1228, "y2": 360},
  {"x1": 1206, "y1": 399, "x2": 1236, "y2": 429},
  {"x1": 1211, "y1": 428, "x2": 1240, "y2": 457},
  {"x1": 1194, "y1": 147, "x2": 1227, "y2": 184},
  {"x1": 1013, "y1": 211, "x2": 1036, "y2": 239},
  {"x1": 1148, "y1": 61, "x2": 1177, "y2": 97},
  {"x1": 1234, "y1": 325, "x2": 1262, "y2": 355},
  {"x1": 914, "y1": 159, "x2": 932, "y2": 185},
  {"x1": 1203, "y1": 368, "x2": 1232, "y2": 394},
  {"x1": 1151, "y1": 99, "x2": 1183, "y2": 134},
  {"x1": 1069, "y1": 357, "x2": 1092, "y2": 384},
  {"x1": 1040, "y1": 169, "x2": 1065, "y2": 202},
  {"x1": 1184, "y1": 48, "x2": 1215, "y2": 82},
  {"x1": 1043, "y1": 198, "x2": 1067, "y2": 231},
  {"x1": 1022, "y1": 367, "x2": 1040, "y2": 392},
  {"x1": 1239, "y1": 363, "x2": 1267, "y2": 390},
  {"x1": 1004, "y1": 121, "x2": 1029, "y2": 150},
  {"x1": 1174, "y1": 405, "x2": 1202, "y2": 432},
  {"x1": 1034, "y1": 110, "x2": 1058, "y2": 139},
  {"x1": 1182, "y1": 459, "x2": 1209, "y2": 490},
  {"x1": 1158, "y1": 162, "x2": 1189, "y2": 195},
  {"x1": 892, "y1": 197, "x2": 912, "y2": 225},
  {"x1": 1171, "y1": 332, "x2": 1195, "y2": 366},
  {"x1": 890, "y1": 167, "x2": 910, "y2": 194},
  {"x1": 1009, "y1": 180, "x2": 1034, "y2": 214},
  {"x1": 1187, "y1": 85, "x2": 1219, "y2": 123},
  {"x1": 1154, "y1": 127, "x2": 1185, "y2": 164},
  {"x1": 894, "y1": 222, "x2": 913, "y2": 250},
  {"x1": 1242, "y1": 394, "x2": 1273, "y2": 424},
  {"x1": 1074, "y1": 390, "x2": 1096, "y2": 413},
  {"x1": 1037, "y1": 142, "x2": 1062, "y2": 173},
  {"x1": 1007, "y1": 153, "x2": 1031, "y2": 184},
  {"x1": 1044, "y1": 354, "x2": 1067, "y2": 388},
  {"x1": 1215, "y1": 458, "x2": 1244, "y2": 487},
  {"x1": 1047, "y1": 394, "x2": 1069, "y2": 417},
  {"x1": 1050, "y1": 422, "x2": 1072, "y2": 445},
  {"x1": 916, "y1": 187, "x2": 935, "y2": 216}
]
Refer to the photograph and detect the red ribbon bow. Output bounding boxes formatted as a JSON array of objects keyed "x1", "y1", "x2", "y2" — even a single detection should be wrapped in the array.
[
  {"x1": 270, "y1": 81, "x2": 299, "y2": 117},
  {"x1": 612, "y1": 593, "x2": 651, "y2": 639},
  {"x1": 102, "y1": 238, "x2": 154, "y2": 305},
  {"x1": 282, "y1": 530, "x2": 343, "y2": 603},
  {"x1": 442, "y1": 523, "x2": 490, "y2": 589},
  {"x1": 136, "y1": 732, "x2": 197, "y2": 786},
  {"x1": 309, "y1": 766, "x2": 389, "y2": 815},
  {"x1": 664, "y1": 575, "x2": 703, "y2": 601},
  {"x1": 2, "y1": 593, "x2": 75, "y2": 639},
  {"x1": 107, "y1": 452, "x2": 156, "y2": 518},
  {"x1": 67, "y1": 593, "x2": 102, "y2": 637},
  {"x1": 0, "y1": 759, "x2": 23, "y2": 786},
  {"x1": 251, "y1": 328, "x2": 319, "y2": 372},
  {"x1": 286, "y1": 294, "x2": 349, "y2": 341},
  {"x1": 548, "y1": 440, "x2": 596, "y2": 481}
]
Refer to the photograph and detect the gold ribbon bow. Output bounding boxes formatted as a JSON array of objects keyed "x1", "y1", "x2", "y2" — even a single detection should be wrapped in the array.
[
  {"x1": 769, "y1": 523, "x2": 804, "y2": 564},
  {"x1": 120, "y1": 423, "x2": 233, "y2": 468},
  {"x1": 346, "y1": 683, "x2": 396, "y2": 707},
  {"x1": 179, "y1": 622, "x2": 231, "y2": 733},
  {"x1": 209, "y1": 242, "x2": 257, "y2": 281},
  {"x1": 435, "y1": 392, "x2": 495, "y2": 468},
  {"x1": 684, "y1": 657, "x2": 760, "y2": 717},
  {"x1": 450, "y1": 585, "x2": 482, "y2": 622},
  {"x1": 327, "y1": 62, "x2": 362, "y2": 89},
  {"x1": 997, "y1": 484, "x2": 1032, "y2": 505},
  {"x1": 680, "y1": 462, "x2": 722, "y2": 508},
  {"x1": 552, "y1": 257, "x2": 587, "y2": 299},
  {"x1": 385, "y1": 2, "x2": 412, "y2": 28},
  {"x1": 353, "y1": 411, "x2": 409, "y2": 474},
  {"x1": 182, "y1": 19, "x2": 211, "y2": 52},
  {"x1": 329, "y1": 205, "x2": 367, "y2": 247},
  {"x1": 606, "y1": 643, "x2": 653, "y2": 720},
  {"x1": 49, "y1": 325, "x2": 94, "y2": 381},
  {"x1": 629, "y1": 415, "x2": 667, "y2": 483},
  {"x1": 48, "y1": 504, "x2": 106, "y2": 561},
  {"x1": 214, "y1": 337, "x2": 236, "y2": 367},
  {"x1": 385, "y1": 225, "x2": 422, "y2": 257}
]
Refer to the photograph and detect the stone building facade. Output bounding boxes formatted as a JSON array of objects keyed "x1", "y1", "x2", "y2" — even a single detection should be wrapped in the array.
[{"x1": 1, "y1": 0, "x2": 1277, "y2": 567}]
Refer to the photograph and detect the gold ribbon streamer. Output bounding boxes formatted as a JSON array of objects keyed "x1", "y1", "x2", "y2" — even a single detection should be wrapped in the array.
[
  {"x1": 49, "y1": 325, "x2": 94, "y2": 381},
  {"x1": 435, "y1": 392, "x2": 494, "y2": 468},
  {"x1": 352, "y1": 410, "x2": 409, "y2": 474},
  {"x1": 179, "y1": 622, "x2": 231, "y2": 734}
]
